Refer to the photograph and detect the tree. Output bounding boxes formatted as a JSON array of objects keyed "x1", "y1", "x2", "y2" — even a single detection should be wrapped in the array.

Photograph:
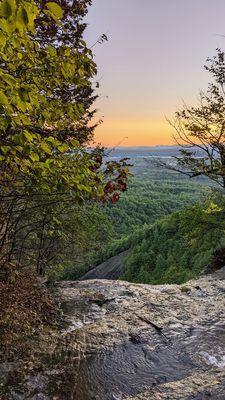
[
  {"x1": 121, "y1": 194, "x2": 225, "y2": 285},
  {"x1": 0, "y1": 0, "x2": 129, "y2": 278},
  {"x1": 161, "y1": 49, "x2": 225, "y2": 189}
]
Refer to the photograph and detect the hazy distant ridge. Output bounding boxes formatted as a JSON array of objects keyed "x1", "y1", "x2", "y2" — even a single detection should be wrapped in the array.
[{"x1": 104, "y1": 145, "x2": 203, "y2": 159}]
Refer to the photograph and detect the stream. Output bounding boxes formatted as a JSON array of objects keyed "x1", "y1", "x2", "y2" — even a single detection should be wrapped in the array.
[{"x1": 2, "y1": 271, "x2": 225, "y2": 399}]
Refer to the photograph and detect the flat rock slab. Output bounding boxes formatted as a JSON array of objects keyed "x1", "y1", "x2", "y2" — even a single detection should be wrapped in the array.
[
  {"x1": 2, "y1": 269, "x2": 225, "y2": 399},
  {"x1": 80, "y1": 251, "x2": 129, "y2": 281}
]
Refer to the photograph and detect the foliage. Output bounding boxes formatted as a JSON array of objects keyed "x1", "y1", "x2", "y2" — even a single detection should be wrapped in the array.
[
  {"x1": 121, "y1": 192, "x2": 225, "y2": 285},
  {"x1": 166, "y1": 49, "x2": 225, "y2": 188},
  {"x1": 0, "y1": 0, "x2": 130, "y2": 277},
  {"x1": 43, "y1": 203, "x2": 114, "y2": 281},
  {"x1": 71, "y1": 166, "x2": 208, "y2": 279},
  {"x1": 0, "y1": 0, "x2": 102, "y2": 197},
  {"x1": 105, "y1": 174, "x2": 208, "y2": 237},
  {"x1": 0, "y1": 267, "x2": 55, "y2": 361}
]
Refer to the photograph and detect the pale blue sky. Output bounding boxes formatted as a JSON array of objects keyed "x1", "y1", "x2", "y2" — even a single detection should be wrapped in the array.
[{"x1": 85, "y1": 1, "x2": 225, "y2": 145}]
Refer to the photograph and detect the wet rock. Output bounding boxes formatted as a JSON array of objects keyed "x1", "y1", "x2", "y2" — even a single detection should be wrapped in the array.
[{"x1": 2, "y1": 269, "x2": 225, "y2": 399}]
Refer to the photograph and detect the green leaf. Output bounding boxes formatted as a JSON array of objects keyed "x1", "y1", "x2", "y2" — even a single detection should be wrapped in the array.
[
  {"x1": 15, "y1": 97, "x2": 27, "y2": 112},
  {"x1": 45, "y1": 2, "x2": 63, "y2": 20},
  {"x1": 16, "y1": 5, "x2": 29, "y2": 32},
  {"x1": 23, "y1": 144, "x2": 31, "y2": 155},
  {"x1": 0, "y1": 90, "x2": 9, "y2": 105},
  {"x1": 18, "y1": 88, "x2": 29, "y2": 102},
  {"x1": 0, "y1": 32, "x2": 6, "y2": 48},
  {"x1": 23, "y1": 2, "x2": 39, "y2": 32},
  {"x1": 0, "y1": 18, "x2": 15, "y2": 33},
  {"x1": 40, "y1": 141, "x2": 52, "y2": 154},
  {"x1": 24, "y1": 130, "x2": 34, "y2": 142},
  {"x1": 1, "y1": 145, "x2": 9, "y2": 153},
  {"x1": 46, "y1": 136, "x2": 60, "y2": 146},
  {"x1": 0, "y1": 0, "x2": 16, "y2": 18},
  {"x1": 57, "y1": 143, "x2": 69, "y2": 153},
  {"x1": 29, "y1": 152, "x2": 39, "y2": 162},
  {"x1": 70, "y1": 138, "x2": 79, "y2": 147},
  {"x1": 0, "y1": 71, "x2": 17, "y2": 87}
]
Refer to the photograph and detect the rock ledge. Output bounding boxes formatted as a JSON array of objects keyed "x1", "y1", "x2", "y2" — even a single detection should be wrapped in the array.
[{"x1": 2, "y1": 268, "x2": 225, "y2": 399}]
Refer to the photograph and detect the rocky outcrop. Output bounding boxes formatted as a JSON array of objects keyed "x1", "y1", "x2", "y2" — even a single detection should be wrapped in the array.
[
  {"x1": 2, "y1": 268, "x2": 225, "y2": 399},
  {"x1": 80, "y1": 250, "x2": 128, "y2": 280}
]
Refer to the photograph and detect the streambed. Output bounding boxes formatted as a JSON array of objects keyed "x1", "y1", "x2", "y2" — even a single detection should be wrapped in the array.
[{"x1": 2, "y1": 270, "x2": 225, "y2": 399}]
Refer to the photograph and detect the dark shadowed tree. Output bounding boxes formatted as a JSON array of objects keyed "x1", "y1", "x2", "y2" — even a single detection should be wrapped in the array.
[{"x1": 159, "y1": 49, "x2": 225, "y2": 189}]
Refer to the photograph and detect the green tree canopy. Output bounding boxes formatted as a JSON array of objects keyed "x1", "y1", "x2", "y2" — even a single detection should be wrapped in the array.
[{"x1": 0, "y1": 0, "x2": 129, "y2": 276}]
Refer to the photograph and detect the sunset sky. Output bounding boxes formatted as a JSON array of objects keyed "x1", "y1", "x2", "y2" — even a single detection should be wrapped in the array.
[{"x1": 85, "y1": 0, "x2": 225, "y2": 146}]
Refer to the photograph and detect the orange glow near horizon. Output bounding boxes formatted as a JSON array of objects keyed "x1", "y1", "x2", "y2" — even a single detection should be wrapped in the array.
[
  {"x1": 86, "y1": 0, "x2": 225, "y2": 148},
  {"x1": 93, "y1": 119, "x2": 176, "y2": 147}
]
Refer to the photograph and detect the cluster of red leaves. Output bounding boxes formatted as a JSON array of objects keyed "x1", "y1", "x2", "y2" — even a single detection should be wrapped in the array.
[
  {"x1": 102, "y1": 158, "x2": 132, "y2": 204},
  {"x1": 103, "y1": 179, "x2": 125, "y2": 204},
  {"x1": 89, "y1": 151, "x2": 132, "y2": 204},
  {"x1": 0, "y1": 266, "x2": 55, "y2": 361}
]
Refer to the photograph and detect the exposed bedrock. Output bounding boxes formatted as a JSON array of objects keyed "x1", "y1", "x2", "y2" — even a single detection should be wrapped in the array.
[{"x1": 2, "y1": 268, "x2": 225, "y2": 399}]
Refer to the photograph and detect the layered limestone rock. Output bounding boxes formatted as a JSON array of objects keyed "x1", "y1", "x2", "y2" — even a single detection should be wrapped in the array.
[{"x1": 1, "y1": 268, "x2": 225, "y2": 399}]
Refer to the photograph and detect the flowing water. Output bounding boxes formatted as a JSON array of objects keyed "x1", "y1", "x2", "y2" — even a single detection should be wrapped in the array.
[
  {"x1": 62, "y1": 338, "x2": 195, "y2": 399},
  {"x1": 2, "y1": 276, "x2": 225, "y2": 399},
  {"x1": 45, "y1": 282, "x2": 225, "y2": 400}
]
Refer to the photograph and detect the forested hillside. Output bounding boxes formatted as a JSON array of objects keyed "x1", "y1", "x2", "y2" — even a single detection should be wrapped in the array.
[
  {"x1": 62, "y1": 160, "x2": 209, "y2": 280},
  {"x1": 122, "y1": 194, "x2": 225, "y2": 284},
  {"x1": 105, "y1": 167, "x2": 208, "y2": 237}
]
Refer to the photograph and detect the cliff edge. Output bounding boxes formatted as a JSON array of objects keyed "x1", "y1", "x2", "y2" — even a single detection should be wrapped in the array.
[{"x1": 1, "y1": 268, "x2": 225, "y2": 399}]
